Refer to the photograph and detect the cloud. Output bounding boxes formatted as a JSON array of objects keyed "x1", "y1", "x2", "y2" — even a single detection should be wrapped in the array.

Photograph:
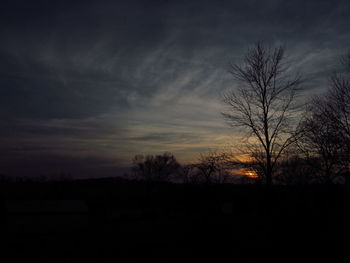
[
  {"x1": 1, "y1": 0, "x2": 350, "y2": 177},
  {"x1": 0, "y1": 152, "x2": 128, "y2": 179}
]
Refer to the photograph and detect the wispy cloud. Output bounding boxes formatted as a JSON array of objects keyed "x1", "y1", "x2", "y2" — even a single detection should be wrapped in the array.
[{"x1": 1, "y1": 0, "x2": 350, "y2": 177}]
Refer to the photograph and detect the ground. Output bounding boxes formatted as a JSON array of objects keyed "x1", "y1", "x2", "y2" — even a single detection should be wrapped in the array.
[{"x1": 1, "y1": 179, "x2": 349, "y2": 261}]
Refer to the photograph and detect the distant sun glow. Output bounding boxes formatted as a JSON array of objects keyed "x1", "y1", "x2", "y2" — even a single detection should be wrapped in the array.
[
  {"x1": 236, "y1": 168, "x2": 259, "y2": 178},
  {"x1": 245, "y1": 170, "x2": 258, "y2": 178}
]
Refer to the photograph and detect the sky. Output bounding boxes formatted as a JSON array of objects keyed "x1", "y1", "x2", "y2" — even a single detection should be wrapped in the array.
[{"x1": 1, "y1": 0, "x2": 350, "y2": 178}]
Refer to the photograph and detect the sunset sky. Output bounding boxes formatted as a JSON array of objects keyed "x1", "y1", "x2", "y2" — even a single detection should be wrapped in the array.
[{"x1": 1, "y1": 0, "x2": 350, "y2": 178}]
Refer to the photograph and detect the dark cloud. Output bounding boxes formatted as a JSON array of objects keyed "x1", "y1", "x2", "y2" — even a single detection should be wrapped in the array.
[
  {"x1": 129, "y1": 132, "x2": 204, "y2": 144},
  {"x1": 1, "y1": 0, "x2": 350, "y2": 177},
  {"x1": 0, "y1": 152, "x2": 127, "y2": 179}
]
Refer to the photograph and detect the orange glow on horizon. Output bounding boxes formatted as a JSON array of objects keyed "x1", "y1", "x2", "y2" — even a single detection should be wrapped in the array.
[
  {"x1": 236, "y1": 168, "x2": 259, "y2": 178},
  {"x1": 245, "y1": 170, "x2": 258, "y2": 178}
]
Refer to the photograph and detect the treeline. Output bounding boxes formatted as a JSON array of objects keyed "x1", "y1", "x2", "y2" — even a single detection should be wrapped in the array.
[
  {"x1": 128, "y1": 151, "x2": 349, "y2": 185},
  {"x1": 129, "y1": 151, "x2": 239, "y2": 184}
]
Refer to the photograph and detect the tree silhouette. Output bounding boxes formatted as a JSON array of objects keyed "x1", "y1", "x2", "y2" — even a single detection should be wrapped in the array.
[
  {"x1": 178, "y1": 164, "x2": 199, "y2": 184},
  {"x1": 222, "y1": 43, "x2": 302, "y2": 186},
  {"x1": 328, "y1": 73, "x2": 350, "y2": 158},
  {"x1": 131, "y1": 152, "x2": 180, "y2": 182},
  {"x1": 298, "y1": 54, "x2": 350, "y2": 183},
  {"x1": 195, "y1": 150, "x2": 236, "y2": 184},
  {"x1": 274, "y1": 155, "x2": 314, "y2": 185},
  {"x1": 298, "y1": 97, "x2": 344, "y2": 184}
]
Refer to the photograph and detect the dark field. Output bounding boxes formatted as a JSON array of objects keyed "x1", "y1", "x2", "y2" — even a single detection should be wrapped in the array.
[{"x1": 1, "y1": 179, "x2": 349, "y2": 261}]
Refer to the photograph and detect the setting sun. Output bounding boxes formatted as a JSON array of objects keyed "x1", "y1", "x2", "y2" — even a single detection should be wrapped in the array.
[
  {"x1": 235, "y1": 168, "x2": 259, "y2": 179},
  {"x1": 238, "y1": 169, "x2": 259, "y2": 179},
  {"x1": 245, "y1": 171, "x2": 258, "y2": 178}
]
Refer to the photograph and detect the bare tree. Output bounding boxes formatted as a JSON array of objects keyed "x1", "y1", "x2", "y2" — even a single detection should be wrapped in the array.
[
  {"x1": 329, "y1": 61, "x2": 350, "y2": 184},
  {"x1": 195, "y1": 150, "x2": 238, "y2": 184},
  {"x1": 299, "y1": 55, "x2": 350, "y2": 184},
  {"x1": 274, "y1": 155, "x2": 315, "y2": 185},
  {"x1": 222, "y1": 43, "x2": 303, "y2": 186},
  {"x1": 177, "y1": 164, "x2": 200, "y2": 184},
  {"x1": 131, "y1": 152, "x2": 181, "y2": 182},
  {"x1": 296, "y1": 53, "x2": 350, "y2": 184},
  {"x1": 328, "y1": 74, "x2": 350, "y2": 155},
  {"x1": 298, "y1": 98, "x2": 345, "y2": 184}
]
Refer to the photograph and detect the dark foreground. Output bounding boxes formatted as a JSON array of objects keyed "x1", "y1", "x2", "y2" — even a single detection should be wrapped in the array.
[{"x1": 1, "y1": 179, "x2": 350, "y2": 262}]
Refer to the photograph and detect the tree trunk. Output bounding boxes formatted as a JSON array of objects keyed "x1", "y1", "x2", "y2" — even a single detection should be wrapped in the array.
[
  {"x1": 265, "y1": 150, "x2": 273, "y2": 186},
  {"x1": 325, "y1": 167, "x2": 333, "y2": 185}
]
